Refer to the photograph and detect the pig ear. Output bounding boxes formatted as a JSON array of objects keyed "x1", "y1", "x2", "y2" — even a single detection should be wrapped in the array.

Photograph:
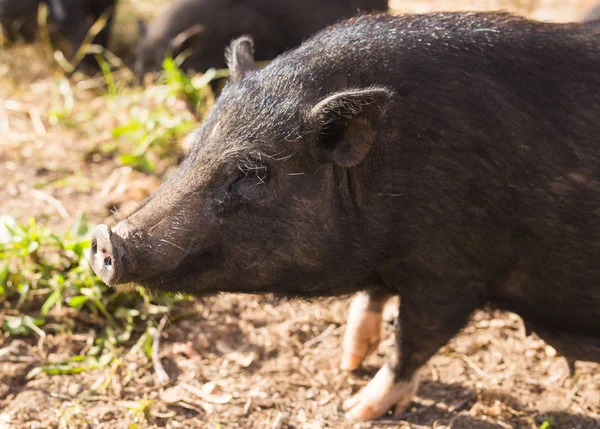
[
  {"x1": 169, "y1": 23, "x2": 206, "y2": 54},
  {"x1": 225, "y1": 35, "x2": 257, "y2": 81},
  {"x1": 137, "y1": 19, "x2": 147, "y2": 39},
  {"x1": 310, "y1": 87, "x2": 393, "y2": 168}
]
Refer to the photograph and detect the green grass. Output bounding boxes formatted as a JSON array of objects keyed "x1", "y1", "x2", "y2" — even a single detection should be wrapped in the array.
[
  {"x1": 1, "y1": 48, "x2": 214, "y2": 381},
  {"x1": 0, "y1": 214, "x2": 192, "y2": 376},
  {"x1": 98, "y1": 58, "x2": 220, "y2": 174}
]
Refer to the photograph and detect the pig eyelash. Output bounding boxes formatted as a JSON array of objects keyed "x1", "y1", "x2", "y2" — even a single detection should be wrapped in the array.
[
  {"x1": 237, "y1": 158, "x2": 268, "y2": 185},
  {"x1": 264, "y1": 148, "x2": 299, "y2": 162}
]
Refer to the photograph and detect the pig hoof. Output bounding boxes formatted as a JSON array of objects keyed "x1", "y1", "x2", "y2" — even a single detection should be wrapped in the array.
[
  {"x1": 341, "y1": 294, "x2": 383, "y2": 371},
  {"x1": 343, "y1": 365, "x2": 419, "y2": 421}
]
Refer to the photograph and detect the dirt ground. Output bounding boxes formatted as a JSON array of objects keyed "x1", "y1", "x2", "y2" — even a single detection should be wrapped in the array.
[{"x1": 1, "y1": 0, "x2": 599, "y2": 428}]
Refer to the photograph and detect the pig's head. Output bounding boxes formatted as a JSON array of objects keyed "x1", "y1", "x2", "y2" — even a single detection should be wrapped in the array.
[{"x1": 92, "y1": 36, "x2": 393, "y2": 296}]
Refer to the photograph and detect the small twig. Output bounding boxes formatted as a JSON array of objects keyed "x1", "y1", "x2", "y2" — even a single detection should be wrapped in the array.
[
  {"x1": 152, "y1": 315, "x2": 170, "y2": 386},
  {"x1": 180, "y1": 383, "x2": 232, "y2": 404},
  {"x1": 28, "y1": 109, "x2": 46, "y2": 136},
  {"x1": 99, "y1": 166, "x2": 130, "y2": 198},
  {"x1": 49, "y1": 392, "x2": 73, "y2": 401},
  {"x1": 271, "y1": 412, "x2": 286, "y2": 429},
  {"x1": 494, "y1": 418, "x2": 511, "y2": 428},
  {"x1": 29, "y1": 188, "x2": 70, "y2": 220},
  {"x1": 459, "y1": 353, "x2": 487, "y2": 378},
  {"x1": 4, "y1": 99, "x2": 30, "y2": 112},
  {"x1": 24, "y1": 318, "x2": 46, "y2": 354},
  {"x1": 302, "y1": 323, "x2": 339, "y2": 349},
  {"x1": 178, "y1": 400, "x2": 211, "y2": 414}
]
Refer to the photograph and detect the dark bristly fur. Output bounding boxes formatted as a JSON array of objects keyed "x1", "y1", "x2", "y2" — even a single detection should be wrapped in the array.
[
  {"x1": 91, "y1": 12, "x2": 600, "y2": 416},
  {"x1": 134, "y1": 0, "x2": 388, "y2": 80}
]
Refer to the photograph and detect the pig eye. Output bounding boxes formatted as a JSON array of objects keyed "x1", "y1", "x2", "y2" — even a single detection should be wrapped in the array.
[{"x1": 230, "y1": 158, "x2": 269, "y2": 199}]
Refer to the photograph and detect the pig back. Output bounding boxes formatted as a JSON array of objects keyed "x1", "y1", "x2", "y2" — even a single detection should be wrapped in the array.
[{"x1": 274, "y1": 13, "x2": 600, "y2": 333}]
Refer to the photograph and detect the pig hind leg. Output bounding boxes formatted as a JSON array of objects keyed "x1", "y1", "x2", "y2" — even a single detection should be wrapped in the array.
[
  {"x1": 343, "y1": 284, "x2": 479, "y2": 420},
  {"x1": 341, "y1": 290, "x2": 391, "y2": 371}
]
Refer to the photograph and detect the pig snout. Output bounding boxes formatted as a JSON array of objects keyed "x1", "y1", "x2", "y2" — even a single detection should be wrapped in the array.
[{"x1": 90, "y1": 224, "x2": 130, "y2": 285}]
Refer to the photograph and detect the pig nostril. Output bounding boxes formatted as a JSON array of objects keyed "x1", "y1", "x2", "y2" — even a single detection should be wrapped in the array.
[{"x1": 103, "y1": 256, "x2": 112, "y2": 269}]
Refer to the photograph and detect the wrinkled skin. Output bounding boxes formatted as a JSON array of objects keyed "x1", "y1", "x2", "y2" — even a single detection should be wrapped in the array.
[
  {"x1": 0, "y1": 0, "x2": 116, "y2": 72},
  {"x1": 134, "y1": 0, "x2": 387, "y2": 80},
  {"x1": 92, "y1": 13, "x2": 600, "y2": 420}
]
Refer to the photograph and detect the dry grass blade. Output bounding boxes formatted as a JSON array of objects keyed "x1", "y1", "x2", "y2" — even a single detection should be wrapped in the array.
[
  {"x1": 29, "y1": 188, "x2": 70, "y2": 220},
  {"x1": 180, "y1": 382, "x2": 233, "y2": 404},
  {"x1": 271, "y1": 411, "x2": 286, "y2": 429},
  {"x1": 302, "y1": 323, "x2": 339, "y2": 349},
  {"x1": 152, "y1": 314, "x2": 170, "y2": 386}
]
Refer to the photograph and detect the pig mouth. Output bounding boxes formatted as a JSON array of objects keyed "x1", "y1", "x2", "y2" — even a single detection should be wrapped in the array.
[
  {"x1": 90, "y1": 223, "x2": 220, "y2": 289},
  {"x1": 137, "y1": 249, "x2": 218, "y2": 293}
]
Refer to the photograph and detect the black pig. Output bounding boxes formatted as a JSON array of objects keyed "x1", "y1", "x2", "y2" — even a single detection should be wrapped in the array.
[
  {"x1": 134, "y1": 0, "x2": 388, "y2": 80},
  {"x1": 0, "y1": 0, "x2": 116, "y2": 72},
  {"x1": 91, "y1": 13, "x2": 600, "y2": 420}
]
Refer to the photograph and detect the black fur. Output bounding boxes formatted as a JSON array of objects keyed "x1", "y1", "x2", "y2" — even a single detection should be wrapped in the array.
[
  {"x1": 92, "y1": 12, "x2": 600, "y2": 412},
  {"x1": 134, "y1": 0, "x2": 388, "y2": 80}
]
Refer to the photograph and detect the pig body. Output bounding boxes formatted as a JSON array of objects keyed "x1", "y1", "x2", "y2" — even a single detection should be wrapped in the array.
[
  {"x1": 0, "y1": 0, "x2": 116, "y2": 71},
  {"x1": 92, "y1": 12, "x2": 600, "y2": 420},
  {"x1": 134, "y1": 0, "x2": 388, "y2": 79}
]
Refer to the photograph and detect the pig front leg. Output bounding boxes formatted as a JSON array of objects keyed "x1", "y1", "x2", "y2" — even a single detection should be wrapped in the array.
[
  {"x1": 341, "y1": 290, "x2": 391, "y2": 371},
  {"x1": 343, "y1": 285, "x2": 478, "y2": 420}
]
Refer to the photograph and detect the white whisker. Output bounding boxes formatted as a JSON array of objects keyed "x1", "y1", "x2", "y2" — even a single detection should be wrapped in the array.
[{"x1": 159, "y1": 239, "x2": 189, "y2": 254}]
